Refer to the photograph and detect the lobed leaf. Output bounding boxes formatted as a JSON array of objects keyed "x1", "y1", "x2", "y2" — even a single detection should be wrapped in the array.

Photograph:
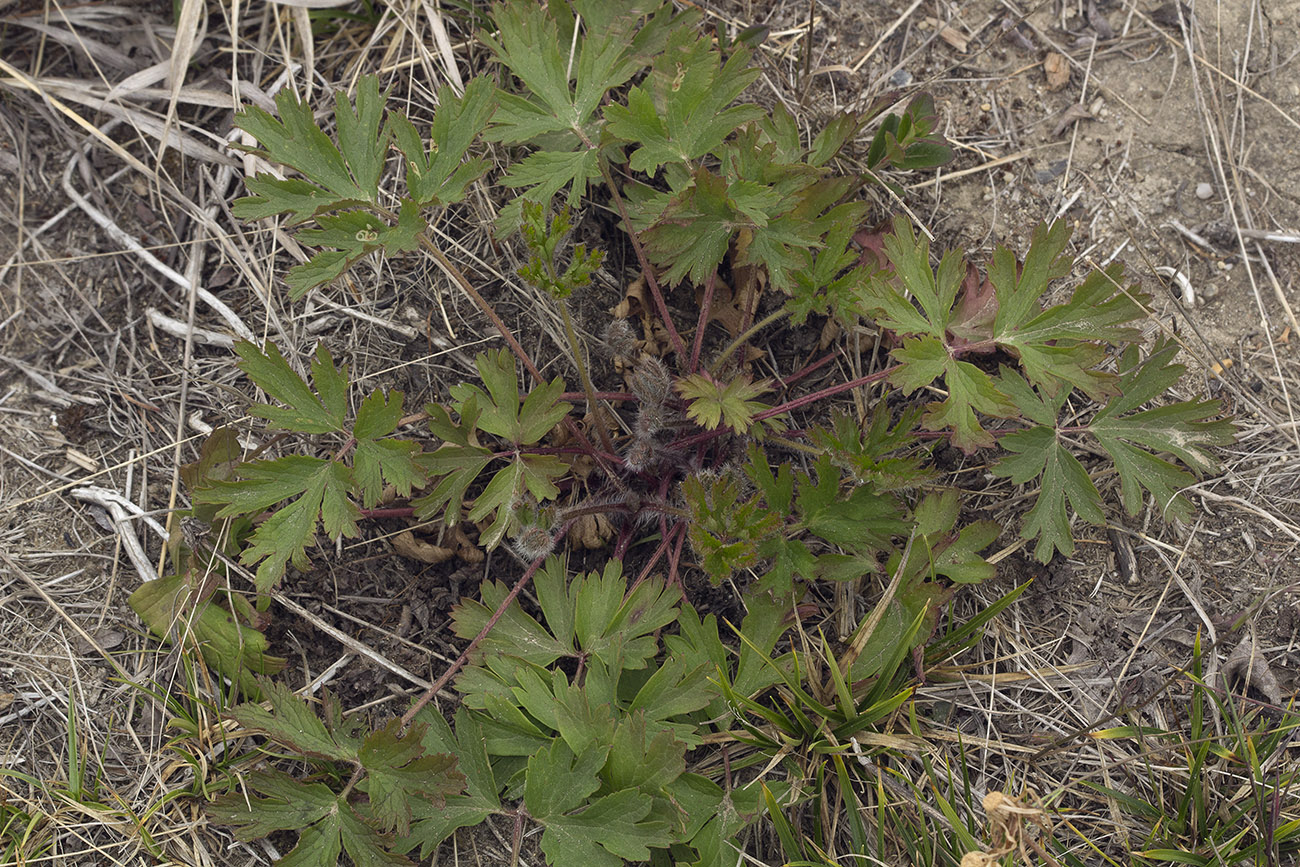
[
  {"x1": 675, "y1": 372, "x2": 771, "y2": 434},
  {"x1": 229, "y1": 679, "x2": 352, "y2": 761},
  {"x1": 390, "y1": 76, "x2": 496, "y2": 207},
  {"x1": 233, "y1": 78, "x2": 386, "y2": 213},
  {"x1": 235, "y1": 341, "x2": 346, "y2": 434},
  {"x1": 200, "y1": 456, "x2": 358, "y2": 592},
  {"x1": 359, "y1": 719, "x2": 464, "y2": 837}
]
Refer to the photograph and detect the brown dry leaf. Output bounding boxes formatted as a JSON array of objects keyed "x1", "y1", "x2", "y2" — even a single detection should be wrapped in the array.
[
  {"x1": 1043, "y1": 52, "x2": 1071, "y2": 91},
  {"x1": 818, "y1": 318, "x2": 842, "y2": 351},
  {"x1": 1222, "y1": 631, "x2": 1283, "y2": 705},
  {"x1": 961, "y1": 790, "x2": 1051, "y2": 867},
  {"x1": 567, "y1": 512, "x2": 614, "y2": 550},
  {"x1": 447, "y1": 524, "x2": 485, "y2": 564},
  {"x1": 695, "y1": 277, "x2": 745, "y2": 337},
  {"x1": 392, "y1": 530, "x2": 456, "y2": 564},
  {"x1": 1051, "y1": 103, "x2": 1094, "y2": 137}
]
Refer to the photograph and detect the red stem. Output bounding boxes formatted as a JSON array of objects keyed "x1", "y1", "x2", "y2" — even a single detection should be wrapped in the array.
[
  {"x1": 673, "y1": 365, "x2": 898, "y2": 451},
  {"x1": 597, "y1": 165, "x2": 689, "y2": 362},
  {"x1": 689, "y1": 272, "x2": 717, "y2": 373},
  {"x1": 774, "y1": 349, "x2": 841, "y2": 391}
]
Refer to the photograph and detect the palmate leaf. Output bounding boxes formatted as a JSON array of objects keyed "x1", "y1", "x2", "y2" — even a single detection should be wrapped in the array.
[
  {"x1": 211, "y1": 682, "x2": 464, "y2": 866},
  {"x1": 994, "y1": 349, "x2": 1236, "y2": 561},
  {"x1": 525, "y1": 740, "x2": 672, "y2": 867},
  {"x1": 204, "y1": 341, "x2": 424, "y2": 588},
  {"x1": 988, "y1": 221, "x2": 1147, "y2": 398},
  {"x1": 210, "y1": 773, "x2": 412, "y2": 867},
  {"x1": 398, "y1": 708, "x2": 502, "y2": 860},
  {"x1": 235, "y1": 340, "x2": 347, "y2": 434},
  {"x1": 389, "y1": 76, "x2": 496, "y2": 207},
  {"x1": 285, "y1": 199, "x2": 426, "y2": 298},
  {"x1": 414, "y1": 349, "x2": 570, "y2": 548},
  {"x1": 603, "y1": 29, "x2": 762, "y2": 174},
  {"x1": 229, "y1": 678, "x2": 354, "y2": 761},
  {"x1": 482, "y1": 0, "x2": 660, "y2": 227},
  {"x1": 451, "y1": 349, "x2": 571, "y2": 445},
  {"x1": 675, "y1": 372, "x2": 771, "y2": 434},
  {"x1": 856, "y1": 217, "x2": 1152, "y2": 452},
  {"x1": 233, "y1": 76, "x2": 387, "y2": 218},
  {"x1": 201, "y1": 455, "x2": 358, "y2": 592},
  {"x1": 359, "y1": 719, "x2": 464, "y2": 836}
]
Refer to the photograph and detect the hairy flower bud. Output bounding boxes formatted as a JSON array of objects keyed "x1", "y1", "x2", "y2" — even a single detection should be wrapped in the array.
[
  {"x1": 602, "y1": 318, "x2": 638, "y2": 359},
  {"x1": 511, "y1": 524, "x2": 556, "y2": 562}
]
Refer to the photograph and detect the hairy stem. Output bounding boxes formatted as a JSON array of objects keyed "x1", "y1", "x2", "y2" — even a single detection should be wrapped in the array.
[
  {"x1": 558, "y1": 300, "x2": 617, "y2": 455},
  {"x1": 595, "y1": 161, "x2": 690, "y2": 362},
  {"x1": 708, "y1": 307, "x2": 789, "y2": 376},
  {"x1": 689, "y1": 271, "x2": 717, "y2": 373}
]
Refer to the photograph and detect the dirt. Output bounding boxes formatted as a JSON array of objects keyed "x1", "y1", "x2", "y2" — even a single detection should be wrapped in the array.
[{"x1": 2, "y1": 0, "x2": 1300, "y2": 864}]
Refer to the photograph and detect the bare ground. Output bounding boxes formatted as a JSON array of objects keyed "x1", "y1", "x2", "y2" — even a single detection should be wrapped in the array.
[{"x1": 1, "y1": 0, "x2": 1299, "y2": 864}]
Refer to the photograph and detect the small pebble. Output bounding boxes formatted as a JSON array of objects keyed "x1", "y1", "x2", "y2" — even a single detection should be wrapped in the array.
[
  {"x1": 889, "y1": 69, "x2": 913, "y2": 87},
  {"x1": 1196, "y1": 182, "x2": 1214, "y2": 199}
]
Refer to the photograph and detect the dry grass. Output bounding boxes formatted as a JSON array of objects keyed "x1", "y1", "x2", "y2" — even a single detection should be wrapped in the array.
[{"x1": 1, "y1": 0, "x2": 1298, "y2": 864}]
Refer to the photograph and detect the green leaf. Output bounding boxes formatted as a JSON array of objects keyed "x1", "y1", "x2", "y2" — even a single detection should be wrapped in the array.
[
  {"x1": 858, "y1": 217, "x2": 1155, "y2": 450},
  {"x1": 481, "y1": 0, "x2": 650, "y2": 225},
  {"x1": 352, "y1": 390, "x2": 423, "y2": 508},
  {"x1": 576, "y1": 564, "x2": 680, "y2": 670},
  {"x1": 285, "y1": 199, "x2": 427, "y2": 297},
  {"x1": 1089, "y1": 343, "x2": 1235, "y2": 517},
  {"x1": 210, "y1": 768, "x2": 414, "y2": 867},
  {"x1": 994, "y1": 356, "x2": 1234, "y2": 562},
  {"x1": 995, "y1": 423, "x2": 1102, "y2": 561},
  {"x1": 129, "y1": 573, "x2": 285, "y2": 698},
  {"x1": 797, "y1": 455, "x2": 907, "y2": 550},
  {"x1": 412, "y1": 442, "x2": 493, "y2": 525},
  {"x1": 452, "y1": 349, "x2": 571, "y2": 445},
  {"x1": 415, "y1": 350, "x2": 568, "y2": 544},
  {"x1": 235, "y1": 176, "x2": 339, "y2": 225},
  {"x1": 234, "y1": 341, "x2": 347, "y2": 434},
  {"x1": 604, "y1": 32, "x2": 762, "y2": 174},
  {"x1": 358, "y1": 719, "x2": 464, "y2": 836},
  {"x1": 525, "y1": 741, "x2": 671, "y2": 867},
  {"x1": 200, "y1": 456, "x2": 358, "y2": 591},
  {"x1": 682, "y1": 471, "x2": 781, "y2": 582},
  {"x1": 452, "y1": 562, "x2": 573, "y2": 669},
  {"x1": 337, "y1": 805, "x2": 412, "y2": 867},
  {"x1": 233, "y1": 76, "x2": 387, "y2": 214},
  {"x1": 892, "y1": 336, "x2": 1018, "y2": 451},
  {"x1": 675, "y1": 373, "x2": 771, "y2": 434},
  {"x1": 228, "y1": 679, "x2": 352, "y2": 761},
  {"x1": 208, "y1": 770, "x2": 339, "y2": 842},
  {"x1": 638, "y1": 167, "x2": 736, "y2": 286},
  {"x1": 391, "y1": 77, "x2": 496, "y2": 206},
  {"x1": 499, "y1": 149, "x2": 603, "y2": 209},
  {"x1": 399, "y1": 708, "x2": 501, "y2": 859},
  {"x1": 482, "y1": 2, "x2": 641, "y2": 144},
  {"x1": 808, "y1": 406, "x2": 932, "y2": 493},
  {"x1": 990, "y1": 223, "x2": 1146, "y2": 397}
]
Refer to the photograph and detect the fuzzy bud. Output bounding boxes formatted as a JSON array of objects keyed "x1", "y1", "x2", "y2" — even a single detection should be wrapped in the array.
[
  {"x1": 628, "y1": 355, "x2": 671, "y2": 415},
  {"x1": 602, "y1": 318, "x2": 638, "y2": 359},
  {"x1": 511, "y1": 524, "x2": 556, "y2": 562},
  {"x1": 623, "y1": 437, "x2": 653, "y2": 472}
]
